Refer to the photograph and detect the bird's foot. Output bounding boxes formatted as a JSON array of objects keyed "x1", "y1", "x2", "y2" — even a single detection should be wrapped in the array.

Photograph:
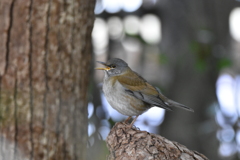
[
  {"x1": 124, "y1": 116, "x2": 132, "y2": 124},
  {"x1": 123, "y1": 116, "x2": 139, "y2": 129},
  {"x1": 127, "y1": 116, "x2": 139, "y2": 129}
]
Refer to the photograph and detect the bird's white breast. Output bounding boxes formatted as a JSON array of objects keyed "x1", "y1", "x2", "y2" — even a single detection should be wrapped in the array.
[{"x1": 103, "y1": 77, "x2": 147, "y2": 116}]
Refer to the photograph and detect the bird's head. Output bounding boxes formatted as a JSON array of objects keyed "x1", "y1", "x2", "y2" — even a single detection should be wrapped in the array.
[{"x1": 95, "y1": 58, "x2": 129, "y2": 77}]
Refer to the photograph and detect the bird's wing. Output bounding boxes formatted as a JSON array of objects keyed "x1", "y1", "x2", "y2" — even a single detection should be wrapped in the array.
[{"x1": 117, "y1": 71, "x2": 173, "y2": 111}]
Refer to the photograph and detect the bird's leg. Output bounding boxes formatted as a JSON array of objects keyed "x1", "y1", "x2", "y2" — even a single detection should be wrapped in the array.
[
  {"x1": 124, "y1": 116, "x2": 132, "y2": 124},
  {"x1": 129, "y1": 116, "x2": 139, "y2": 128}
]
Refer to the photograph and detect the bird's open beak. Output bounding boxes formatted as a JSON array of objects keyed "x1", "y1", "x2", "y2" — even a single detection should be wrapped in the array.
[{"x1": 95, "y1": 61, "x2": 111, "y2": 70}]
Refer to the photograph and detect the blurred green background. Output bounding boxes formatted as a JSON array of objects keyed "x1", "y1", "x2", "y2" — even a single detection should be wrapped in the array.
[{"x1": 88, "y1": 1, "x2": 240, "y2": 160}]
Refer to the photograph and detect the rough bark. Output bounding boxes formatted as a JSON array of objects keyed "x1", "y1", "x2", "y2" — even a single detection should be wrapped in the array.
[
  {"x1": 107, "y1": 122, "x2": 208, "y2": 160},
  {"x1": 0, "y1": 0, "x2": 95, "y2": 160}
]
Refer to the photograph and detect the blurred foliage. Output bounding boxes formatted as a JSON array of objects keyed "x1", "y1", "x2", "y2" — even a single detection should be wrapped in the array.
[
  {"x1": 217, "y1": 58, "x2": 232, "y2": 70},
  {"x1": 190, "y1": 41, "x2": 212, "y2": 72},
  {"x1": 159, "y1": 53, "x2": 168, "y2": 65},
  {"x1": 190, "y1": 40, "x2": 232, "y2": 72}
]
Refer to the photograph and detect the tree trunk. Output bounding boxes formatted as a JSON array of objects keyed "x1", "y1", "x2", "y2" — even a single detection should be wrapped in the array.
[
  {"x1": 107, "y1": 123, "x2": 209, "y2": 160},
  {"x1": 0, "y1": 0, "x2": 95, "y2": 160}
]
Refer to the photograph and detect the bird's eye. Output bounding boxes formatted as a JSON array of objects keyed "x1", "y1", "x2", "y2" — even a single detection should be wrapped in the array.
[{"x1": 110, "y1": 65, "x2": 116, "y2": 68}]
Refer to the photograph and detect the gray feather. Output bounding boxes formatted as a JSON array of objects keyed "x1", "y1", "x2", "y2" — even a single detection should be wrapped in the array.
[
  {"x1": 165, "y1": 99, "x2": 194, "y2": 112},
  {"x1": 125, "y1": 89, "x2": 173, "y2": 111}
]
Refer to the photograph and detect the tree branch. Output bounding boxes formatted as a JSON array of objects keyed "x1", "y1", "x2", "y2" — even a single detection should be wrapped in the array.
[{"x1": 106, "y1": 122, "x2": 209, "y2": 160}]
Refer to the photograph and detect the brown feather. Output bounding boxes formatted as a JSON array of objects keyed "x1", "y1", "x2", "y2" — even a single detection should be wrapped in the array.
[
  {"x1": 116, "y1": 69, "x2": 159, "y2": 96},
  {"x1": 115, "y1": 68, "x2": 173, "y2": 111}
]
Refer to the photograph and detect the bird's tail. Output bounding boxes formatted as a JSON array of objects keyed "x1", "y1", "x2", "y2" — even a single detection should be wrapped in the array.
[
  {"x1": 155, "y1": 87, "x2": 194, "y2": 112},
  {"x1": 165, "y1": 99, "x2": 194, "y2": 112}
]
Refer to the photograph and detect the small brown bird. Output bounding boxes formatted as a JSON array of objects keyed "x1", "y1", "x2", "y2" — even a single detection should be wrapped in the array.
[{"x1": 96, "y1": 58, "x2": 194, "y2": 127}]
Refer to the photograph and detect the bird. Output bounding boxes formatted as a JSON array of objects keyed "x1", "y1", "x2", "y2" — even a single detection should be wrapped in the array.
[{"x1": 95, "y1": 58, "x2": 194, "y2": 127}]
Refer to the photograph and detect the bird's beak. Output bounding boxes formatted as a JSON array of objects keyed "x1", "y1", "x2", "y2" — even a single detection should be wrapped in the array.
[{"x1": 95, "y1": 61, "x2": 111, "y2": 70}]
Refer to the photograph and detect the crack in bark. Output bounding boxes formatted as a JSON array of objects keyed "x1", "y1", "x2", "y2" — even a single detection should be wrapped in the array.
[
  {"x1": 43, "y1": 0, "x2": 51, "y2": 129},
  {"x1": 42, "y1": 0, "x2": 52, "y2": 159},
  {"x1": 5, "y1": 0, "x2": 15, "y2": 74},
  {"x1": 69, "y1": 1, "x2": 78, "y2": 160},
  {"x1": 28, "y1": 0, "x2": 34, "y2": 159},
  {"x1": 55, "y1": 31, "x2": 64, "y2": 159},
  {"x1": 70, "y1": 0, "x2": 75, "y2": 86}
]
